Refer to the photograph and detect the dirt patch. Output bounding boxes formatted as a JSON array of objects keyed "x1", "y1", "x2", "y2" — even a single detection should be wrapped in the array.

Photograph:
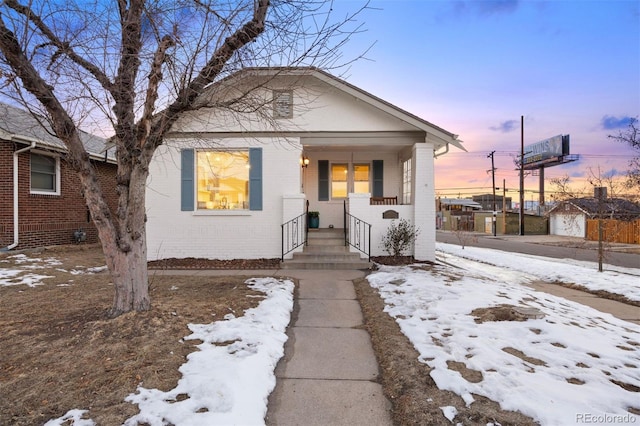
[
  {"x1": 502, "y1": 347, "x2": 547, "y2": 367},
  {"x1": 471, "y1": 305, "x2": 530, "y2": 323},
  {"x1": 353, "y1": 275, "x2": 538, "y2": 425},
  {"x1": 0, "y1": 245, "x2": 272, "y2": 425}
]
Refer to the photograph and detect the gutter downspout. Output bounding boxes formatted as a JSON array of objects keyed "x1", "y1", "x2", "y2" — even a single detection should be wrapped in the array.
[{"x1": 2, "y1": 140, "x2": 37, "y2": 251}]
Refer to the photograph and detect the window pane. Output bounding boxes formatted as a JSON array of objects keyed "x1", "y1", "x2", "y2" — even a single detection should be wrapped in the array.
[
  {"x1": 32, "y1": 172, "x2": 55, "y2": 190},
  {"x1": 31, "y1": 153, "x2": 57, "y2": 192},
  {"x1": 331, "y1": 164, "x2": 348, "y2": 198},
  {"x1": 197, "y1": 151, "x2": 249, "y2": 210},
  {"x1": 402, "y1": 159, "x2": 412, "y2": 204},
  {"x1": 354, "y1": 181, "x2": 369, "y2": 194},
  {"x1": 353, "y1": 164, "x2": 369, "y2": 194}
]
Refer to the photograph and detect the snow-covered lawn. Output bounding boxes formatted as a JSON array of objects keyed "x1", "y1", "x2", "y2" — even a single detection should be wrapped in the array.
[
  {"x1": 7, "y1": 246, "x2": 640, "y2": 425},
  {"x1": 0, "y1": 253, "x2": 104, "y2": 287},
  {"x1": 367, "y1": 243, "x2": 640, "y2": 426},
  {"x1": 45, "y1": 276, "x2": 294, "y2": 426}
]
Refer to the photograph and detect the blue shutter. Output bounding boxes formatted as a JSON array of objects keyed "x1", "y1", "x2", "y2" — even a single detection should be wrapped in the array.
[
  {"x1": 181, "y1": 149, "x2": 194, "y2": 211},
  {"x1": 372, "y1": 160, "x2": 383, "y2": 197},
  {"x1": 249, "y1": 148, "x2": 263, "y2": 211},
  {"x1": 318, "y1": 160, "x2": 329, "y2": 201}
]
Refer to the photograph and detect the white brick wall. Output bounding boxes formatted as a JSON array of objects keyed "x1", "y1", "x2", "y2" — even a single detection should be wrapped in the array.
[
  {"x1": 146, "y1": 137, "x2": 302, "y2": 260},
  {"x1": 348, "y1": 193, "x2": 414, "y2": 257}
]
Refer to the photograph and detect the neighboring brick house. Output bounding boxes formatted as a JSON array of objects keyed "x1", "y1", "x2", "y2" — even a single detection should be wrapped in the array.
[
  {"x1": 0, "y1": 103, "x2": 117, "y2": 250},
  {"x1": 146, "y1": 67, "x2": 465, "y2": 262}
]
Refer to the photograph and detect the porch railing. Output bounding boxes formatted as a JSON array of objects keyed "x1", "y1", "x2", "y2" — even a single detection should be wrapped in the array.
[
  {"x1": 343, "y1": 200, "x2": 371, "y2": 260},
  {"x1": 281, "y1": 209, "x2": 307, "y2": 261}
]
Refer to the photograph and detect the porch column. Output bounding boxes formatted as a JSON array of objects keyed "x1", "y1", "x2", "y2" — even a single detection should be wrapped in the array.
[{"x1": 413, "y1": 143, "x2": 436, "y2": 261}]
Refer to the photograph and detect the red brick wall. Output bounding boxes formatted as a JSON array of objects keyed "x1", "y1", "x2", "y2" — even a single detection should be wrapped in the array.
[{"x1": 0, "y1": 142, "x2": 118, "y2": 250}]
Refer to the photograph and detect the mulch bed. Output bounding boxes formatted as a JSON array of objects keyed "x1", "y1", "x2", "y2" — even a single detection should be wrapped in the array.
[
  {"x1": 148, "y1": 257, "x2": 282, "y2": 269},
  {"x1": 148, "y1": 256, "x2": 429, "y2": 270}
]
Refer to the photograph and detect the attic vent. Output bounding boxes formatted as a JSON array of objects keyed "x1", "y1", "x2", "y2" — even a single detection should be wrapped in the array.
[{"x1": 273, "y1": 90, "x2": 293, "y2": 119}]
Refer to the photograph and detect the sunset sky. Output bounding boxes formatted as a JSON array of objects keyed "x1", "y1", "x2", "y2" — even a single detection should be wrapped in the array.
[{"x1": 334, "y1": 0, "x2": 639, "y2": 203}]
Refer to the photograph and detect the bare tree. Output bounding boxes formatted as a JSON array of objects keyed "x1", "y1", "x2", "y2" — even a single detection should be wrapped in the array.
[
  {"x1": 0, "y1": 0, "x2": 369, "y2": 316},
  {"x1": 609, "y1": 117, "x2": 640, "y2": 196},
  {"x1": 549, "y1": 167, "x2": 630, "y2": 272}
]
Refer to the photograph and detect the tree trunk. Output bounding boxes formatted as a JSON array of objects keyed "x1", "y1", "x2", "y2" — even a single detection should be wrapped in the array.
[{"x1": 106, "y1": 233, "x2": 150, "y2": 317}]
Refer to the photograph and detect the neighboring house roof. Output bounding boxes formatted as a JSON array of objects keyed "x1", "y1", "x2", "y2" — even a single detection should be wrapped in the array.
[
  {"x1": 439, "y1": 198, "x2": 483, "y2": 209},
  {"x1": 0, "y1": 102, "x2": 115, "y2": 162},
  {"x1": 548, "y1": 197, "x2": 640, "y2": 220},
  {"x1": 195, "y1": 66, "x2": 465, "y2": 153}
]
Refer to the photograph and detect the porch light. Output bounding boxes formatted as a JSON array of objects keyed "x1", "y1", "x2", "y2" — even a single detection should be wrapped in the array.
[{"x1": 301, "y1": 156, "x2": 310, "y2": 168}]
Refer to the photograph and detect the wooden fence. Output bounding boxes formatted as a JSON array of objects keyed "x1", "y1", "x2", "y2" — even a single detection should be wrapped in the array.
[{"x1": 586, "y1": 219, "x2": 640, "y2": 244}]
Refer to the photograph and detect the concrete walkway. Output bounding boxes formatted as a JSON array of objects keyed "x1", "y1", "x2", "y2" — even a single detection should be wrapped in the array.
[
  {"x1": 525, "y1": 280, "x2": 640, "y2": 325},
  {"x1": 153, "y1": 254, "x2": 639, "y2": 424},
  {"x1": 265, "y1": 269, "x2": 392, "y2": 425}
]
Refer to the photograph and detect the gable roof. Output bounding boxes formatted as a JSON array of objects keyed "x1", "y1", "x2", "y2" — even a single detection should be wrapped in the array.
[
  {"x1": 0, "y1": 103, "x2": 115, "y2": 162},
  {"x1": 549, "y1": 197, "x2": 640, "y2": 220},
  {"x1": 198, "y1": 67, "x2": 465, "y2": 152}
]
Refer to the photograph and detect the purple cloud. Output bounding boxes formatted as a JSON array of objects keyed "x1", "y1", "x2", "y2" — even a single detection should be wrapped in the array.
[
  {"x1": 490, "y1": 120, "x2": 519, "y2": 133},
  {"x1": 601, "y1": 115, "x2": 634, "y2": 130}
]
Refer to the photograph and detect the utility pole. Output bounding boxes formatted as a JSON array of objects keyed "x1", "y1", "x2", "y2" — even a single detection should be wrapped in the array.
[
  {"x1": 519, "y1": 115, "x2": 525, "y2": 236},
  {"x1": 502, "y1": 179, "x2": 507, "y2": 234},
  {"x1": 488, "y1": 151, "x2": 497, "y2": 236}
]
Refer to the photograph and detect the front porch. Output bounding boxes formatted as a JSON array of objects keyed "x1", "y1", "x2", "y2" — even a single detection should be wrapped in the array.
[{"x1": 284, "y1": 140, "x2": 436, "y2": 262}]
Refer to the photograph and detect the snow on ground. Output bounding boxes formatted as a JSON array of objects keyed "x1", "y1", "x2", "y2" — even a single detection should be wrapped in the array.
[
  {"x1": 0, "y1": 253, "x2": 106, "y2": 287},
  {"x1": 12, "y1": 246, "x2": 640, "y2": 425},
  {"x1": 123, "y1": 277, "x2": 294, "y2": 426},
  {"x1": 45, "y1": 276, "x2": 294, "y2": 426},
  {"x1": 367, "y1": 244, "x2": 640, "y2": 426},
  {"x1": 437, "y1": 242, "x2": 640, "y2": 302}
]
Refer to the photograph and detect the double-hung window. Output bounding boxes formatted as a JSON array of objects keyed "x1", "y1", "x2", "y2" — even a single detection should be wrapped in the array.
[
  {"x1": 30, "y1": 152, "x2": 60, "y2": 195},
  {"x1": 330, "y1": 163, "x2": 370, "y2": 199},
  {"x1": 331, "y1": 164, "x2": 348, "y2": 198},
  {"x1": 353, "y1": 164, "x2": 370, "y2": 194}
]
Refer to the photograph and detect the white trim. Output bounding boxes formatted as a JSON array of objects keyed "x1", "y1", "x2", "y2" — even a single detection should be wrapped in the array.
[{"x1": 191, "y1": 210, "x2": 252, "y2": 216}]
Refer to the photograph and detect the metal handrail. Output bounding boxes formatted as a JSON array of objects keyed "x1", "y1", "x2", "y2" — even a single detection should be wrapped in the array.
[
  {"x1": 344, "y1": 207, "x2": 372, "y2": 260},
  {"x1": 281, "y1": 212, "x2": 307, "y2": 261}
]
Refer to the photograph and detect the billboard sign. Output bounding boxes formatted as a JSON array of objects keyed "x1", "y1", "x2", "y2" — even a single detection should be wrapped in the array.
[{"x1": 523, "y1": 134, "x2": 570, "y2": 167}]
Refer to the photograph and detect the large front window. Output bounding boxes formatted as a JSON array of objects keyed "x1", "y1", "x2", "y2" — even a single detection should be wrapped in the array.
[{"x1": 197, "y1": 150, "x2": 249, "y2": 210}]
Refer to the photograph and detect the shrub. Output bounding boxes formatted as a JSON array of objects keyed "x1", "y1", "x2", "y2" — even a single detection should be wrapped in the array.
[{"x1": 381, "y1": 219, "x2": 420, "y2": 257}]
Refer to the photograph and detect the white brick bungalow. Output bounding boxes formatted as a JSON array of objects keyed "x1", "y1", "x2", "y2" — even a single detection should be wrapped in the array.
[{"x1": 146, "y1": 67, "x2": 464, "y2": 262}]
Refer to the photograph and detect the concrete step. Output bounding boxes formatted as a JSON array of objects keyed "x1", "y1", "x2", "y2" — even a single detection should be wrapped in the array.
[
  {"x1": 280, "y1": 259, "x2": 372, "y2": 270},
  {"x1": 307, "y1": 229, "x2": 345, "y2": 238},
  {"x1": 282, "y1": 228, "x2": 371, "y2": 270},
  {"x1": 306, "y1": 238, "x2": 345, "y2": 246},
  {"x1": 291, "y1": 252, "x2": 363, "y2": 262},
  {"x1": 302, "y1": 245, "x2": 351, "y2": 254}
]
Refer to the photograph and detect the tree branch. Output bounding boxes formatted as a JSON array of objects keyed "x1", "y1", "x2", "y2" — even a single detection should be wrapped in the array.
[
  {"x1": 3, "y1": 0, "x2": 114, "y2": 92},
  {"x1": 137, "y1": 34, "x2": 175, "y2": 147},
  {"x1": 146, "y1": 0, "x2": 270, "y2": 146}
]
